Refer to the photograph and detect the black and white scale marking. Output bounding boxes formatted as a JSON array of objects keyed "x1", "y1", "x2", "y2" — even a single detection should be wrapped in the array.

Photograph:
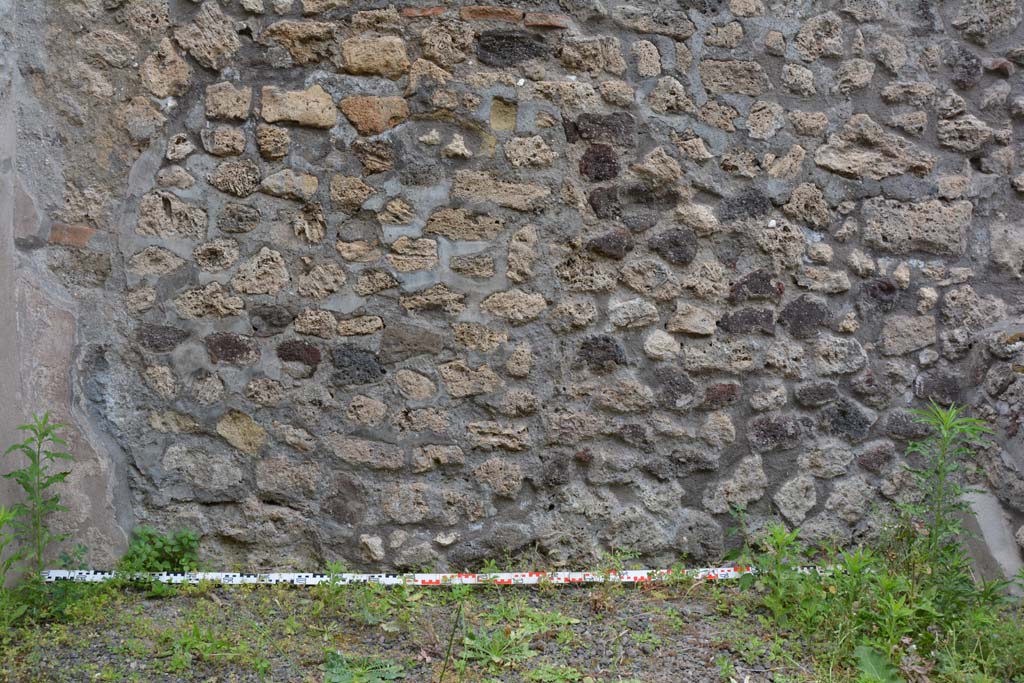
[{"x1": 42, "y1": 565, "x2": 827, "y2": 587}]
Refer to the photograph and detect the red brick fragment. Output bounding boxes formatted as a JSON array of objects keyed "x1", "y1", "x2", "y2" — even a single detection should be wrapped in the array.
[
  {"x1": 460, "y1": 5, "x2": 523, "y2": 22},
  {"x1": 524, "y1": 12, "x2": 570, "y2": 28},
  {"x1": 401, "y1": 6, "x2": 446, "y2": 17},
  {"x1": 49, "y1": 223, "x2": 97, "y2": 248}
]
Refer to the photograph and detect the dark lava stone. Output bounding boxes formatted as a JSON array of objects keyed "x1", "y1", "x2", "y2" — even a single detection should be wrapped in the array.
[
  {"x1": 620, "y1": 180, "x2": 680, "y2": 207},
  {"x1": 857, "y1": 440, "x2": 896, "y2": 474},
  {"x1": 820, "y1": 397, "x2": 876, "y2": 442},
  {"x1": 476, "y1": 30, "x2": 548, "y2": 67},
  {"x1": 136, "y1": 324, "x2": 189, "y2": 352},
  {"x1": 579, "y1": 144, "x2": 620, "y2": 182},
  {"x1": 276, "y1": 339, "x2": 322, "y2": 367},
  {"x1": 859, "y1": 277, "x2": 900, "y2": 312},
  {"x1": 701, "y1": 382, "x2": 741, "y2": 410},
  {"x1": 680, "y1": 0, "x2": 725, "y2": 12},
  {"x1": 79, "y1": 346, "x2": 110, "y2": 406},
  {"x1": 946, "y1": 44, "x2": 982, "y2": 89},
  {"x1": 730, "y1": 269, "x2": 784, "y2": 303},
  {"x1": 323, "y1": 474, "x2": 364, "y2": 525},
  {"x1": 885, "y1": 409, "x2": 932, "y2": 441},
  {"x1": 794, "y1": 381, "x2": 838, "y2": 407},
  {"x1": 780, "y1": 295, "x2": 832, "y2": 339},
  {"x1": 623, "y1": 209, "x2": 662, "y2": 232},
  {"x1": 567, "y1": 112, "x2": 637, "y2": 146},
  {"x1": 647, "y1": 227, "x2": 698, "y2": 266},
  {"x1": 851, "y1": 369, "x2": 896, "y2": 409},
  {"x1": 615, "y1": 423, "x2": 653, "y2": 448},
  {"x1": 205, "y1": 332, "x2": 259, "y2": 364},
  {"x1": 674, "y1": 509, "x2": 724, "y2": 563},
  {"x1": 588, "y1": 189, "x2": 621, "y2": 219},
  {"x1": 914, "y1": 370, "x2": 961, "y2": 405},
  {"x1": 748, "y1": 412, "x2": 806, "y2": 452},
  {"x1": 718, "y1": 188, "x2": 773, "y2": 221},
  {"x1": 578, "y1": 335, "x2": 626, "y2": 373},
  {"x1": 642, "y1": 455, "x2": 677, "y2": 481},
  {"x1": 399, "y1": 163, "x2": 445, "y2": 186},
  {"x1": 985, "y1": 363, "x2": 1015, "y2": 397},
  {"x1": 586, "y1": 227, "x2": 634, "y2": 260},
  {"x1": 217, "y1": 202, "x2": 260, "y2": 234},
  {"x1": 718, "y1": 308, "x2": 775, "y2": 335},
  {"x1": 535, "y1": 456, "x2": 572, "y2": 488},
  {"x1": 671, "y1": 446, "x2": 719, "y2": 472},
  {"x1": 379, "y1": 320, "x2": 445, "y2": 363},
  {"x1": 483, "y1": 524, "x2": 534, "y2": 554},
  {"x1": 659, "y1": 369, "x2": 698, "y2": 411},
  {"x1": 250, "y1": 304, "x2": 295, "y2": 337},
  {"x1": 331, "y1": 344, "x2": 386, "y2": 385}
]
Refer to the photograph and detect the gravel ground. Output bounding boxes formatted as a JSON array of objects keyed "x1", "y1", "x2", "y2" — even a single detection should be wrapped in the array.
[{"x1": 0, "y1": 580, "x2": 804, "y2": 682}]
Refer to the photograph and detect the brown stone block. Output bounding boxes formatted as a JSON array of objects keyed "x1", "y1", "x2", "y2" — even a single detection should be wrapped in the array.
[
  {"x1": 401, "y1": 6, "x2": 446, "y2": 17},
  {"x1": 524, "y1": 12, "x2": 570, "y2": 28},
  {"x1": 339, "y1": 96, "x2": 409, "y2": 136},
  {"x1": 460, "y1": 6, "x2": 523, "y2": 22},
  {"x1": 49, "y1": 223, "x2": 97, "y2": 248}
]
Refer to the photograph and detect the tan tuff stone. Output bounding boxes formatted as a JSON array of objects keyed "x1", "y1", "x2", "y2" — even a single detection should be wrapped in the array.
[
  {"x1": 231, "y1": 247, "x2": 290, "y2": 295},
  {"x1": 339, "y1": 96, "x2": 409, "y2": 135},
  {"x1": 814, "y1": 114, "x2": 935, "y2": 180},
  {"x1": 438, "y1": 360, "x2": 503, "y2": 398},
  {"x1": 699, "y1": 60, "x2": 771, "y2": 95},
  {"x1": 206, "y1": 82, "x2": 252, "y2": 120},
  {"x1": 425, "y1": 208, "x2": 504, "y2": 240},
  {"x1": 260, "y1": 169, "x2": 319, "y2": 201},
  {"x1": 481, "y1": 289, "x2": 548, "y2": 324},
  {"x1": 451, "y1": 171, "x2": 550, "y2": 211},
  {"x1": 140, "y1": 38, "x2": 191, "y2": 98},
  {"x1": 216, "y1": 410, "x2": 267, "y2": 455},
  {"x1": 174, "y1": 2, "x2": 240, "y2": 69},
  {"x1": 341, "y1": 36, "x2": 410, "y2": 78},
  {"x1": 862, "y1": 198, "x2": 972, "y2": 256},
  {"x1": 261, "y1": 85, "x2": 336, "y2": 128}
]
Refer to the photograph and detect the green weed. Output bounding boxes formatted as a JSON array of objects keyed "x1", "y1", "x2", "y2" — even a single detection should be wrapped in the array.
[
  {"x1": 733, "y1": 404, "x2": 1024, "y2": 683},
  {"x1": 525, "y1": 664, "x2": 584, "y2": 682},
  {"x1": 460, "y1": 626, "x2": 537, "y2": 672},
  {"x1": 0, "y1": 506, "x2": 27, "y2": 636},
  {"x1": 118, "y1": 527, "x2": 199, "y2": 573},
  {"x1": 3, "y1": 412, "x2": 72, "y2": 587},
  {"x1": 323, "y1": 652, "x2": 405, "y2": 683}
]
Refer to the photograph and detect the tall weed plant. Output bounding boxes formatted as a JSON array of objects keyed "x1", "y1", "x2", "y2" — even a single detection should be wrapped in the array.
[
  {"x1": 0, "y1": 506, "x2": 27, "y2": 635},
  {"x1": 1, "y1": 412, "x2": 76, "y2": 629},
  {"x1": 745, "y1": 403, "x2": 1024, "y2": 683},
  {"x1": 4, "y1": 412, "x2": 74, "y2": 578}
]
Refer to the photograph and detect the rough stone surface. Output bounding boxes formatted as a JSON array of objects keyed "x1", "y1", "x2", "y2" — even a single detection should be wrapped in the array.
[
  {"x1": 339, "y1": 96, "x2": 409, "y2": 135},
  {"x1": 173, "y1": 2, "x2": 240, "y2": 70},
  {"x1": 863, "y1": 198, "x2": 973, "y2": 256},
  {"x1": 814, "y1": 114, "x2": 936, "y2": 180},
  {"x1": 341, "y1": 36, "x2": 409, "y2": 79},
  {"x1": 261, "y1": 85, "x2": 336, "y2": 128},
  {"x1": 10, "y1": 0, "x2": 1024, "y2": 574}
]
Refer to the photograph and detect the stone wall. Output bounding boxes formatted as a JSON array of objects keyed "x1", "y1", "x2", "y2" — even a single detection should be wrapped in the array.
[{"x1": 7, "y1": 0, "x2": 1024, "y2": 571}]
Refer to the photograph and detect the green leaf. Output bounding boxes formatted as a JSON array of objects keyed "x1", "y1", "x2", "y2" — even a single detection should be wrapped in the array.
[{"x1": 855, "y1": 646, "x2": 904, "y2": 683}]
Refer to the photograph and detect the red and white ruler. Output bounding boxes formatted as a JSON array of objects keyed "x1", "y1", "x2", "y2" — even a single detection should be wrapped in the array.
[{"x1": 42, "y1": 565, "x2": 769, "y2": 586}]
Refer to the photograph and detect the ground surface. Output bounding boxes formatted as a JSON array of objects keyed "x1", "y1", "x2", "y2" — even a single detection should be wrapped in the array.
[{"x1": 0, "y1": 579, "x2": 802, "y2": 683}]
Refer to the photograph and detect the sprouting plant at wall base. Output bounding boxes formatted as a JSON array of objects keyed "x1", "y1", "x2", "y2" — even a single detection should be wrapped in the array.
[
  {"x1": 3, "y1": 412, "x2": 74, "y2": 580},
  {"x1": 118, "y1": 527, "x2": 200, "y2": 573},
  {"x1": 739, "y1": 404, "x2": 1024, "y2": 683},
  {"x1": 0, "y1": 506, "x2": 28, "y2": 634},
  {"x1": 0, "y1": 506, "x2": 21, "y2": 587},
  {"x1": 894, "y1": 402, "x2": 992, "y2": 615}
]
